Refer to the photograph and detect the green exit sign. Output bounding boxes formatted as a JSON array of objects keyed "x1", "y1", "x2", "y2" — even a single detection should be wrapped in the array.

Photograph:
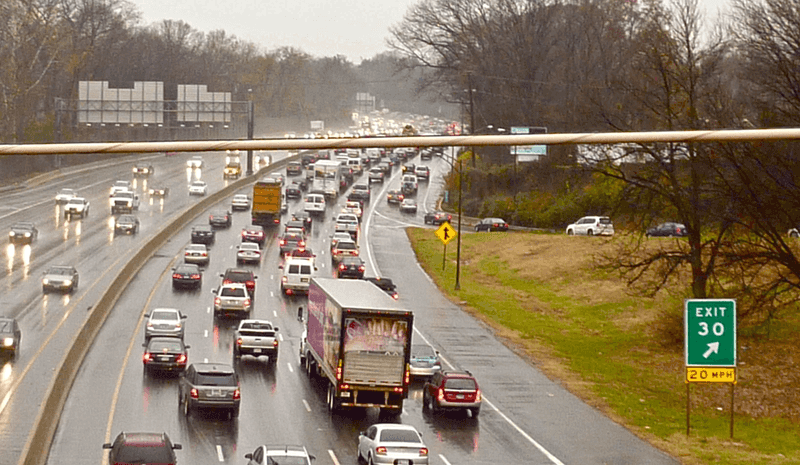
[{"x1": 685, "y1": 299, "x2": 736, "y2": 367}]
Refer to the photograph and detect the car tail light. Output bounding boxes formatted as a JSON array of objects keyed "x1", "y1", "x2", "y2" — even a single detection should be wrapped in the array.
[
  {"x1": 236, "y1": 338, "x2": 243, "y2": 346},
  {"x1": 241, "y1": 231, "x2": 246, "y2": 237},
  {"x1": 476, "y1": 388, "x2": 482, "y2": 402},
  {"x1": 233, "y1": 389, "x2": 241, "y2": 400},
  {"x1": 223, "y1": 279, "x2": 232, "y2": 285},
  {"x1": 399, "y1": 195, "x2": 404, "y2": 200},
  {"x1": 244, "y1": 299, "x2": 251, "y2": 307},
  {"x1": 376, "y1": 447, "x2": 387, "y2": 456},
  {"x1": 208, "y1": 215, "x2": 212, "y2": 221},
  {"x1": 246, "y1": 280, "x2": 255, "y2": 287},
  {"x1": 280, "y1": 239, "x2": 286, "y2": 245},
  {"x1": 177, "y1": 354, "x2": 187, "y2": 364},
  {"x1": 146, "y1": 322, "x2": 154, "y2": 330},
  {"x1": 419, "y1": 447, "x2": 429, "y2": 457},
  {"x1": 201, "y1": 251, "x2": 207, "y2": 256},
  {"x1": 299, "y1": 241, "x2": 305, "y2": 247},
  {"x1": 437, "y1": 389, "x2": 445, "y2": 402},
  {"x1": 273, "y1": 218, "x2": 280, "y2": 224},
  {"x1": 358, "y1": 265, "x2": 365, "y2": 272},
  {"x1": 175, "y1": 323, "x2": 181, "y2": 329},
  {"x1": 190, "y1": 388, "x2": 199, "y2": 399},
  {"x1": 143, "y1": 353, "x2": 152, "y2": 363},
  {"x1": 391, "y1": 292, "x2": 399, "y2": 300},
  {"x1": 214, "y1": 297, "x2": 221, "y2": 306},
  {"x1": 273, "y1": 339, "x2": 279, "y2": 348},
  {"x1": 184, "y1": 251, "x2": 189, "y2": 256},
  {"x1": 172, "y1": 273, "x2": 181, "y2": 279},
  {"x1": 191, "y1": 274, "x2": 201, "y2": 279},
  {"x1": 256, "y1": 231, "x2": 264, "y2": 237},
  {"x1": 282, "y1": 276, "x2": 288, "y2": 283},
  {"x1": 339, "y1": 264, "x2": 346, "y2": 271}
]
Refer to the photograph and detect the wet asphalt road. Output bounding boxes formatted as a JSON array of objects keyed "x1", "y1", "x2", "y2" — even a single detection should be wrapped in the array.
[{"x1": 3, "y1": 150, "x2": 678, "y2": 465}]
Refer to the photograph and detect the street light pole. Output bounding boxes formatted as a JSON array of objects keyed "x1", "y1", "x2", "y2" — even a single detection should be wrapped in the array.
[{"x1": 455, "y1": 155, "x2": 462, "y2": 290}]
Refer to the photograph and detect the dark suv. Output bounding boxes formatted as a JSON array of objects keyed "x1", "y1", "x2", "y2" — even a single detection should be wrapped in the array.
[
  {"x1": 191, "y1": 224, "x2": 215, "y2": 245},
  {"x1": 423, "y1": 370, "x2": 482, "y2": 416},
  {"x1": 220, "y1": 268, "x2": 257, "y2": 300},
  {"x1": 103, "y1": 432, "x2": 182, "y2": 465},
  {"x1": 179, "y1": 363, "x2": 240, "y2": 418}
]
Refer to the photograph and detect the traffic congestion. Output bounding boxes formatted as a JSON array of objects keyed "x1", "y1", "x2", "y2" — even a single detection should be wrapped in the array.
[{"x1": 1, "y1": 145, "x2": 676, "y2": 465}]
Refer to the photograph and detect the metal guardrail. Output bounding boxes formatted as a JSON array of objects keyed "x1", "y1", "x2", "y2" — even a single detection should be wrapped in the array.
[{"x1": 18, "y1": 155, "x2": 297, "y2": 465}]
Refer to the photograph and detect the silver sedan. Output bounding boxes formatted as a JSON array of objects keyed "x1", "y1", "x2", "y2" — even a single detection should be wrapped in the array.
[{"x1": 357, "y1": 423, "x2": 429, "y2": 465}]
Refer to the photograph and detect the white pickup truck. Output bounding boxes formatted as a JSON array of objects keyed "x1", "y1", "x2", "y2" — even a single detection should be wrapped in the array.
[
  {"x1": 334, "y1": 213, "x2": 359, "y2": 241},
  {"x1": 233, "y1": 319, "x2": 279, "y2": 363},
  {"x1": 110, "y1": 190, "x2": 140, "y2": 214}
]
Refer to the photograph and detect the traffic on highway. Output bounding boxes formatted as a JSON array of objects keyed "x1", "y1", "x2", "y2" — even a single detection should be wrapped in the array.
[{"x1": 0, "y1": 147, "x2": 677, "y2": 465}]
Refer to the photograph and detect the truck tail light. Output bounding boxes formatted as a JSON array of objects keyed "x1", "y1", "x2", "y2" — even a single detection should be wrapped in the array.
[
  {"x1": 437, "y1": 389, "x2": 444, "y2": 402},
  {"x1": 172, "y1": 273, "x2": 181, "y2": 279},
  {"x1": 244, "y1": 299, "x2": 251, "y2": 308},
  {"x1": 191, "y1": 274, "x2": 201, "y2": 279},
  {"x1": 214, "y1": 297, "x2": 221, "y2": 306}
]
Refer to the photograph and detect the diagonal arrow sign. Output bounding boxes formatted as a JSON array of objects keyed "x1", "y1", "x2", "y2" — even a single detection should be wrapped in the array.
[{"x1": 703, "y1": 342, "x2": 719, "y2": 359}]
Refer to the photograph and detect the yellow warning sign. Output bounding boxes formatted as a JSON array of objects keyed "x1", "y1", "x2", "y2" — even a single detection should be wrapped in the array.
[
  {"x1": 686, "y1": 367, "x2": 736, "y2": 384},
  {"x1": 435, "y1": 221, "x2": 457, "y2": 245}
]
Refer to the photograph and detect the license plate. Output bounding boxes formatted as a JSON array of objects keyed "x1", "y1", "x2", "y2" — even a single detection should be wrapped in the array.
[
  {"x1": 159, "y1": 356, "x2": 170, "y2": 361},
  {"x1": 212, "y1": 389, "x2": 222, "y2": 397},
  {"x1": 456, "y1": 394, "x2": 465, "y2": 399},
  {"x1": 301, "y1": 278, "x2": 309, "y2": 283},
  {"x1": 253, "y1": 348, "x2": 261, "y2": 353},
  {"x1": 396, "y1": 461, "x2": 410, "y2": 465}
]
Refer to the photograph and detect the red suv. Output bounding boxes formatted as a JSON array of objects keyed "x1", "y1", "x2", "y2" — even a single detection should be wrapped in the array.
[{"x1": 423, "y1": 370, "x2": 482, "y2": 416}]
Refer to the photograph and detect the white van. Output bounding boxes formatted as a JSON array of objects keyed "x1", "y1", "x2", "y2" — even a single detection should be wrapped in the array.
[
  {"x1": 304, "y1": 193, "x2": 326, "y2": 215},
  {"x1": 280, "y1": 257, "x2": 316, "y2": 295},
  {"x1": 347, "y1": 157, "x2": 363, "y2": 175}
]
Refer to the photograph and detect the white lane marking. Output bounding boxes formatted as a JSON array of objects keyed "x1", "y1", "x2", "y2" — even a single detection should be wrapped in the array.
[
  {"x1": 287, "y1": 363, "x2": 294, "y2": 373},
  {"x1": 204, "y1": 330, "x2": 208, "y2": 338},
  {"x1": 204, "y1": 358, "x2": 208, "y2": 363},
  {"x1": 216, "y1": 445, "x2": 224, "y2": 462},
  {"x1": 206, "y1": 306, "x2": 211, "y2": 314},
  {"x1": 373, "y1": 210, "x2": 417, "y2": 227},
  {"x1": 439, "y1": 455, "x2": 452, "y2": 465},
  {"x1": 328, "y1": 450, "x2": 340, "y2": 465},
  {"x1": 270, "y1": 274, "x2": 274, "y2": 280},
  {"x1": 302, "y1": 399, "x2": 311, "y2": 412},
  {"x1": 485, "y1": 398, "x2": 565, "y2": 465},
  {"x1": 270, "y1": 291, "x2": 274, "y2": 297},
  {"x1": 278, "y1": 333, "x2": 284, "y2": 341},
  {"x1": 273, "y1": 310, "x2": 278, "y2": 318}
]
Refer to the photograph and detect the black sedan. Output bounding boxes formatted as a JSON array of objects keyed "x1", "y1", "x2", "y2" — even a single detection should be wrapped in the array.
[
  {"x1": 191, "y1": 224, "x2": 215, "y2": 245},
  {"x1": 8, "y1": 222, "x2": 38, "y2": 244},
  {"x1": 337, "y1": 256, "x2": 366, "y2": 279},
  {"x1": 114, "y1": 215, "x2": 140, "y2": 235},
  {"x1": 364, "y1": 276, "x2": 399, "y2": 300},
  {"x1": 142, "y1": 337, "x2": 190, "y2": 374},
  {"x1": 646, "y1": 222, "x2": 688, "y2": 237},
  {"x1": 475, "y1": 217, "x2": 509, "y2": 232},
  {"x1": 424, "y1": 211, "x2": 452, "y2": 226},
  {"x1": 208, "y1": 210, "x2": 232, "y2": 228},
  {"x1": 285, "y1": 183, "x2": 303, "y2": 199},
  {"x1": 172, "y1": 264, "x2": 202, "y2": 290}
]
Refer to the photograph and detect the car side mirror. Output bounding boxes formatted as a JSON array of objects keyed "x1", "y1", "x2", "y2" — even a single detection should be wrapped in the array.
[
  {"x1": 102, "y1": 443, "x2": 112, "y2": 449},
  {"x1": 211, "y1": 289, "x2": 217, "y2": 294},
  {"x1": 278, "y1": 265, "x2": 284, "y2": 269},
  {"x1": 185, "y1": 345, "x2": 191, "y2": 350},
  {"x1": 273, "y1": 327, "x2": 279, "y2": 331},
  {"x1": 219, "y1": 273, "x2": 224, "y2": 277},
  {"x1": 142, "y1": 343, "x2": 147, "y2": 347},
  {"x1": 245, "y1": 453, "x2": 253, "y2": 460},
  {"x1": 144, "y1": 314, "x2": 150, "y2": 318},
  {"x1": 181, "y1": 314, "x2": 187, "y2": 319},
  {"x1": 173, "y1": 444, "x2": 182, "y2": 450}
]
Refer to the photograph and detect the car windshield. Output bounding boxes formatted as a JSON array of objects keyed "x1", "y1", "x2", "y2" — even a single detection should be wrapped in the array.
[
  {"x1": 114, "y1": 442, "x2": 173, "y2": 463},
  {"x1": 599, "y1": 217, "x2": 612, "y2": 225},
  {"x1": 240, "y1": 244, "x2": 258, "y2": 250},
  {"x1": 119, "y1": 216, "x2": 135, "y2": 223},
  {"x1": 226, "y1": 271, "x2": 253, "y2": 281},
  {"x1": 337, "y1": 242, "x2": 356, "y2": 250},
  {"x1": 444, "y1": 378, "x2": 477, "y2": 390},
  {"x1": 379, "y1": 429, "x2": 422, "y2": 443},
  {"x1": 149, "y1": 339, "x2": 183, "y2": 352},
  {"x1": 48, "y1": 267, "x2": 73, "y2": 275},
  {"x1": 175, "y1": 266, "x2": 197, "y2": 274},
  {"x1": 412, "y1": 346, "x2": 436, "y2": 359},
  {"x1": 266, "y1": 456, "x2": 308, "y2": 465},
  {"x1": 151, "y1": 310, "x2": 178, "y2": 321},
  {"x1": 220, "y1": 287, "x2": 246, "y2": 297},
  {"x1": 192, "y1": 181, "x2": 204, "y2": 186},
  {"x1": 195, "y1": 372, "x2": 236, "y2": 386}
]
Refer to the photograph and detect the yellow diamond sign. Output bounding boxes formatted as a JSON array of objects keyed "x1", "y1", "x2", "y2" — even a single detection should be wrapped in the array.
[{"x1": 435, "y1": 221, "x2": 457, "y2": 245}]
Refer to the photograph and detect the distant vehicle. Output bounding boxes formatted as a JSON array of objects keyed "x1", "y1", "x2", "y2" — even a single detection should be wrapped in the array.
[
  {"x1": 343, "y1": 201, "x2": 362, "y2": 220},
  {"x1": 64, "y1": 198, "x2": 90, "y2": 218},
  {"x1": 132, "y1": 163, "x2": 154, "y2": 176},
  {"x1": 186, "y1": 156, "x2": 203, "y2": 168},
  {"x1": 142, "y1": 337, "x2": 189, "y2": 374},
  {"x1": 110, "y1": 191, "x2": 140, "y2": 214},
  {"x1": 231, "y1": 194, "x2": 250, "y2": 211},
  {"x1": 409, "y1": 345, "x2": 441, "y2": 378},
  {"x1": 386, "y1": 190, "x2": 404, "y2": 204},
  {"x1": 109, "y1": 180, "x2": 132, "y2": 196},
  {"x1": 208, "y1": 210, "x2": 232, "y2": 228},
  {"x1": 565, "y1": 216, "x2": 614, "y2": 236},
  {"x1": 291, "y1": 211, "x2": 313, "y2": 231},
  {"x1": 363, "y1": 276, "x2": 399, "y2": 300},
  {"x1": 8, "y1": 222, "x2": 38, "y2": 244},
  {"x1": 241, "y1": 224, "x2": 266, "y2": 247},
  {"x1": 368, "y1": 167, "x2": 385, "y2": 184},
  {"x1": 348, "y1": 183, "x2": 371, "y2": 202},
  {"x1": 646, "y1": 222, "x2": 687, "y2": 237},
  {"x1": 144, "y1": 308, "x2": 186, "y2": 340},
  {"x1": 188, "y1": 181, "x2": 208, "y2": 196},
  {"x1": 334, "y1": 213, "x2": 359, "y2": 240},
  {"x1": 251, "y1": 177, "x2": 282, "y2": 226},
  {"x1": 223, "y1": 162, "x2": 242, "y2": 179},
  {"x1": 220, "y1": 268, "x2": 258, "y2": 301},
  {"x1": 336, "y1": 256, "x2": 365, "y2": 279},
  {"x1": 415, "y1": 165, "x2": 430, "y2": 180},
  {"x1": 286, "y1": 161, "x2": 303, "y2": 176},
  {"x1": 330, "y1": 232, "x2": 352, "y2": 253},
  {"x1": 423, "y1": 370, "x2": 482, "y2": 416},
  {"x1": 303, "y1": 278, "x2": 414, "y2": 414},
  {"x1": 114, "y1": 215, "x2": 140, "y2": 235},
  {"x1": 191, "y1": 224, "x2": 215, "y2": 245},
  {"x1": 183, "y1": 244, "x2": 209, "y2": 266},
  {"x1": 400, "y1": 198, "x2": 418, "y2": 214},
  {"x1": 285, "y1": 182, "x2": 303, "y2": 199},
  {"x1": 420, "y1": 149, "x2": 433, "y2": 160},
  {"x1": 212, "y1": 283, "x2": 252, "y2": 318},
  {"x1": 304, "y1": 193, "x2": 326, "y2": 215},
  {"x1": 148, "y1": 186, "x2": 170, "y2": 197},
  {"x1": 172, "y1": 264, "x2": 202, "y2": 290},
  {"x1": 236, "y1": 242, "x2": 262, "y2": 265},
  {"x1": 331, "y1": 239, "x2": 358, "y2": 264},
  {"x1": 279, "y1": 257, "x2": 316, "y2": 296},
  {"x1": 178, "y1": 363, "x2": 240, "y2": 418},
  {"x1": 244, "y1": 445, "x2": 315, "y2": 465},
  {"x1": 0, "y1": 317, "x2": 21, "y2": 357},
  {"x1": 423, "y1": 211, "x2": 452, "y2": 226},
  {"x1": 279, "y1": 232, "x2": 306, "y2": 256},
  {"x1": 42, "y1": 265, "x2": 79, "y2": 293},
  {"x1": 475, "y1": 217, "x2": 509, "y2": 232},
  {"x1": 233, "y1": 319, "x2": 279, "y2": 363},
  {"x1": 55, "y1": 188, "x2": 77, "y2": 204},
  {"x1": 103, "y1": 432, "x2": 182, "y2": 465}
]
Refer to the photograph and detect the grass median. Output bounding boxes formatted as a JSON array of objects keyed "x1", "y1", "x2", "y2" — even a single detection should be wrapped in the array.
[{"x1": 407, "y1": 228, "x2": 800, "y2": 465}]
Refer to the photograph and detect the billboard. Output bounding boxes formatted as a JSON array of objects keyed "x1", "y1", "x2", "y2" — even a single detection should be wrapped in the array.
[
  {"x1": 177, "y1": 85, "x2": 231, "y2": 123},
  {"x1": 78, "y1": 81, "x2": 163, "y2": 124}
]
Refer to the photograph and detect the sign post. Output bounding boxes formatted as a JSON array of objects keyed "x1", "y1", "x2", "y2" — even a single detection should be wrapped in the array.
[
  {"x1": 684, "y1": 299, "x2": 737, "y2": 437},
  {"x1": 435, "y1": 222, "x2": 457, "y2": 272}
]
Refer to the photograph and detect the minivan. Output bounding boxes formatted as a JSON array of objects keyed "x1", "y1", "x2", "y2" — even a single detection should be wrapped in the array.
[
  {"x1": 304, "y1": 194, "x2": 326, "y2": 215},
  {"x1": 280, "y1": 257, "x2": 316, "y2": 295},
  {"x1": 347, "y1": 157, "x2": 363, "y2": 175}
]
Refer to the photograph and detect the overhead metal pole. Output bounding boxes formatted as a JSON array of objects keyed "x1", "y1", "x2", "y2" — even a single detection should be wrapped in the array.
[
  {"x1": 468, "y1": 73, "x2": 475, "y2": 167},
  {"x1": 455, "y1": 155, "x2": 463, "y2": 290}
]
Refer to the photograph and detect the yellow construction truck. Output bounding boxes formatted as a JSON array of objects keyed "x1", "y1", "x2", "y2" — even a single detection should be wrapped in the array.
[{"x1": 251, "y1": 177, "x2": 283, "y2": 226}]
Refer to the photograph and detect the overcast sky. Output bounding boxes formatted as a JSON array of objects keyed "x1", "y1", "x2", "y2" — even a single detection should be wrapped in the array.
[{"x1": 130, "y1": 0, "x2": 732, "y2": 64}]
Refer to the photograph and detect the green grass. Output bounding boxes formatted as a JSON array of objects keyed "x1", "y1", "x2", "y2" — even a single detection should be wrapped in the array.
[{"x1": 407, "y1": 228, "x2": 800, "y2": 465}]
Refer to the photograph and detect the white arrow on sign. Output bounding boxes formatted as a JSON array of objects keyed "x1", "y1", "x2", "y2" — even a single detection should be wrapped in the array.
[{"x1": 703, "y1": 342, "x2": 719, "y2": 359}]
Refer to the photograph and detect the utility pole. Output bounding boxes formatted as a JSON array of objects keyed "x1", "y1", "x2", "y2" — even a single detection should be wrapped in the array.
[
  {"x1": 246, "y1": 99, "x2": 254, "y2": 176},
  {"x1": 468, "y1": 73, "x2": 475, "y2": 167}
]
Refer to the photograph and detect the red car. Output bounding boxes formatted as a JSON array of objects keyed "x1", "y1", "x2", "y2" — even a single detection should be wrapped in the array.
[
  {"x1": 423, "y1": 370, "x2": 482, "y2": 416},
  {"x1": 220, "y1": 268, "x2": 257, "y2": 300}
]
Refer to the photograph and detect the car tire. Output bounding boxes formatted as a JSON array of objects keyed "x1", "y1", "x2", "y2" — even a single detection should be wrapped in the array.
[
  {"x1": 367, "y1": 454, "x2": 375, "y2": 465},
  {"x1": 471, "y1": 407, "x2": 481, "y2": 417},
  {"x1": 183, "y1": 395, "x2": 191, "y2": 417},
  {"x1": 587, "y1": 229, "x2": 594, "y2": 236},
  {"x1": 230, "y1": 406, "x2": 239, "y2": 419},
  {"x1": 427, "y1": 395, "x2": 437, "y2": 413},
  {"x1": 567, "y1": 229, "x2": 574, "y2": 235}
]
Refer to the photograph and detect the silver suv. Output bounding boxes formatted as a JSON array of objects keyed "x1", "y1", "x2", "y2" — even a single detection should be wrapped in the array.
[
  {"x1": 212, "y1": 283, "x2": 252, "y2": 318},
  {"x1": 178, "y1": 363, "x2": 240, "y2": 419}
]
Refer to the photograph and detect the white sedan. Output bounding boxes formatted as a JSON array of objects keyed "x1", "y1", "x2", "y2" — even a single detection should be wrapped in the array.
[
  {"x1": 231, "y1": 194, "x2": 250, "y2": 211},
  {"x1": 400, "y1": 198, "x2": 418, "y2": 214},
  {"x1": 188, "y1": 181, "x2": 208, "y2": 196},
  {"x1": 55, "y1": 188, "x2": 78, "y2": 204},
  {"x1": 236, "y1": 242, "x2": 262, "y2": 264},
  {"x1": 357, "y1": 423, "x2": 429, "y2": 465}
]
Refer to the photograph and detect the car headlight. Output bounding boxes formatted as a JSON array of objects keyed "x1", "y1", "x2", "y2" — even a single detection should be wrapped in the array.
[
  {"x1": 42, "y1": 278, "x2": 49, "y2": 285},
  {"x1": 64, "y1": 280, "x2": 72, "y2": 286},
  {"x1": 24, "y1": 232, "x2": 31, "y2": 237},
  {"x1": 2, "y1": 337, "x2": 13, "y2": 347},
  {"x1": 9, "y1": 231, "x2": 15, "y2": 237}
]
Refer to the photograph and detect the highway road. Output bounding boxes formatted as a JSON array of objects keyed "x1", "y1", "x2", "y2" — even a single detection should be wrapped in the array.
[{"x1": 2, "y1": 149, "x2": 678, "y2": 464}]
